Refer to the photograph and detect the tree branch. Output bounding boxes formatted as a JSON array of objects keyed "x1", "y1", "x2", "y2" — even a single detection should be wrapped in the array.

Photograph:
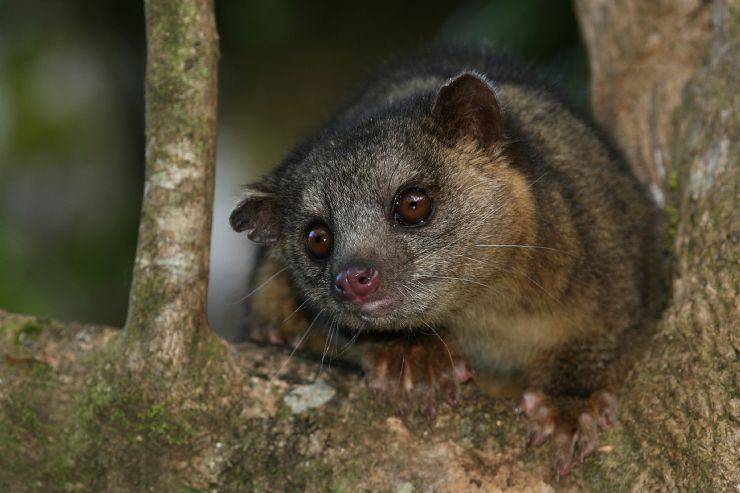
[{"x1": 126, "y1": 0, "x2": 219, "y2": 350}]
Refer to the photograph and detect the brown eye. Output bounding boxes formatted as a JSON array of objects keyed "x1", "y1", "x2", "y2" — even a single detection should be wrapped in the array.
[
  {"x1": 306, "y1": 222, "x2": 333, "y2": 259},
  {"x1": 394, "y1": 187, "x2": 432, "y2": 226}
]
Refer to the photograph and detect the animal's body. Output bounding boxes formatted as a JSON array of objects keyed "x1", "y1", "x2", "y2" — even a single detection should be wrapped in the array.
[{"x1": 230, "y1": 47, "x2": 664, "y2": 475}]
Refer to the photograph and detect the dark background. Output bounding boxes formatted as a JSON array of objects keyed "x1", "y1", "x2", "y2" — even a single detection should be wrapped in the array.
[{"x1": 0, "y1": 0, "x2": 587, "y2": 339}]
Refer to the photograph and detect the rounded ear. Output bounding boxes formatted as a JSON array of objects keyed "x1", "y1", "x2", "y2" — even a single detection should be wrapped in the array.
[
  {"x1": 432, "y1": 72, "x2": 502, "y2": 147},
  {"x1": 229, "y1": 185, "x2": 279, "y2": 244}
]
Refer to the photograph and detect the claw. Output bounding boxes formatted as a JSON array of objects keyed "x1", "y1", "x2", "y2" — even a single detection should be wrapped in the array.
[
  {"x1": 591, "y1": 391, "x2": 619, "y2": 430},
  {"x1": 555, "y1": 459, "x2": 572, "y2": 480},
  {"x1": 576, "y1": 411, "x2": 598, "y2": 460},
  {"x1": 517, "y1": 390, "x2": 546, "y2": 417},
  {"x1": 453, "y1": 359, "x2": 475, "y2": 383},
  {"x1": 364, "y1": 336, "x2": 473, "y2": 418},
  {"x1": 519, "y1": 389, "x2": 619, "y2": 477},
  {"x1": 552, "y1": 423, "x2": 577, "y2": 471},
  {"x1": 528, "y1": 429, "x2": 552, "y2": 448},
  {"x1": 444, "y1": 389, "x2": 460, "y2": 407},
  {"x1": 422, "y1": 402, "x2": 438, "y2": 421}
]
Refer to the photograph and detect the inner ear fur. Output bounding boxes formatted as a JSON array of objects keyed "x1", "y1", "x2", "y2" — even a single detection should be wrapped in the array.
[
  {"x1": 432, "y1": 72, "x2": 502, "y2": 147},
  {"x1": 229, "y1": 185, "x2": 279, "y2": 244}
]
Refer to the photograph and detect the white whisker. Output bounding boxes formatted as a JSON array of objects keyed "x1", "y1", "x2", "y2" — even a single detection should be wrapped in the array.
[
  {"x1": 339, "y1": 326, "x2": 363, "y2": 356},
  {"x1": 412, "y1": 274, "x2": 490, "y2": 288},
  {"x1": 227, "y1": 266, "x2": 288, "y2": 305},
  {"x1": 318, "y1": 316, "x2": 337, "y2": 377},
  {"x1": 453, "y1": 254, "x2": 571, "y2": 316},
  {"x1": 451, "y1": 254, "x2": 486, "y2": 265},
  {"x1": 422, "y1": 321, "x2": 456, "y2": 379},
  {"x1": 407, "y1": 280, "x2": 434, "y2": 296},
  {"x1": 530, "y1": 171, "x2": 549, "y2": 186},
  {"x1": 279, "y1": 297, "x2": 312, "y2": 326},
  {"x1": 395, "y1": 286, "x2": 407, "y2": 301},
  {"x1": 474, "y1": 243, "x2": 571, "y2": 255},
  {"x1": 273, "y1": 307, "x2": 325, "y2": 378}
]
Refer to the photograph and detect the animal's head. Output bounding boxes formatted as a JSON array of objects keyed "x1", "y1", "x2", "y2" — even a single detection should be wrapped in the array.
[{"x1": 231, "y1": 73, "x2": 534, "y2": 330}]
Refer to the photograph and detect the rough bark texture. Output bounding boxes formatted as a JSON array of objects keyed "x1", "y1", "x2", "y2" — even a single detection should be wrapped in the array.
[
  {"x1": 0, "y1": 0, "x2": 738, "y2": 492},
  {"x1": 575, "y1": 0, "x2": 713, "y2": 206},
  {"x1": 126, "y1": 0, "x2": 222, "y2": 376},
  {"x1": 575, "y1": 0, "x2": 739, "y2": 490}
]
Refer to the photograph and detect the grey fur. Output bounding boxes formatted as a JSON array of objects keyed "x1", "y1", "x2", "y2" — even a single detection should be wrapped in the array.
[{"x1": 231, "y1": 47, "x2": 664, "y2": 397}]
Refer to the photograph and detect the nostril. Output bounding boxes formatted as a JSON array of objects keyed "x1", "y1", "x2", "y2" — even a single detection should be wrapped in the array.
[
  {"x1": 357, "y1": 268, "x2": 376, "y2": 285},
  {"x1": 334, "y1": 265, "x2": 380, "y2": 302},
  {"x1": 350, "y1": 267, "x2": 379, "y2": 296}
]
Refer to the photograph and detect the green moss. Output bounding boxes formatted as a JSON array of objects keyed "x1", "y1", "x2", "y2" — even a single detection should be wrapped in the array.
[
  {"x1": 220, "y1": 406, "x2": 352, "y2": 492},
  {"x1": 667, "y1": 167, "x2": 681, "y2": 191},
  {"x1": 74, "y1": 369, "x2": 196, "y2": 448},
  {"x1": 205, "y1": 333, "x2": 225, "y2": 360},
  {"x1": 2, "y1": 394, "x2": 46, "y2": 441},
  {"x1": 329, "y1": 465, "x2": 361, "y2": 493},
  {"x1": 32, "y1": 350, "x2": 216, "y2": 489},
  {"x1": 274, "y1": 400, "x2": 294, "y2": 422},
  {"x1": 578, "y1": 427, "x2": 646, "y2": 490},
  {"x1": 123, "y1": 273, "x2": 168, "y2": 336},
  {"x1": 0, "y1": 351, "x2": 67, "y2": 489},
  {"x1": 137, "y1": 402, "x2": 194, "y2": 446},
  {"x1": 0, "y1": 316, "x2": 52, "y2": 347},
  {"x1": 664, "y1": 203, "x2": 681, "y2": 255},
  {"x1": 14, "y1": 321, "x2": 44, "y2": 348}
]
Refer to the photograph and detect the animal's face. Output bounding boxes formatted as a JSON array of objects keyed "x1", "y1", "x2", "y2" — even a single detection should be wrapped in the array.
[{"x1": 231, "y1": 73, "x2": 534, "y2": 331}]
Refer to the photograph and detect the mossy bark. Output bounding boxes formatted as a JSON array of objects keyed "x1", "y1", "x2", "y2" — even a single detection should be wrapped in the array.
[
  {"x1": 1, "y1": 0, "x2": 738, "y2": 491},
  {"x1": 125, "y1": 0, "x2": 225, "y2": 377}
]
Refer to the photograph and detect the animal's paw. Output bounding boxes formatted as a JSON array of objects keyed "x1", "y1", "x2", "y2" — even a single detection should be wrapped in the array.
[
  {"x1": 517, "y1": 389, "x2": 618, "y2": 477},
  {"x1": 363, "y1": 336, "x2": 474, "y2": 419}
]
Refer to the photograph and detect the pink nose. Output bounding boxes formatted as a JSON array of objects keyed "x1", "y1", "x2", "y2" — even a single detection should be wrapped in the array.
[{"x1": 334, "y1": 265, "x2": 380, "y2": 302}]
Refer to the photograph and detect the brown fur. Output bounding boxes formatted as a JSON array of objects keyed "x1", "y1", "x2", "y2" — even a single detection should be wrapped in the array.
[
  {"x1": 232, "y1": 48, "x2": 665, "y2": 474},
  {"x1": 242, "y1": 69, "x2": 662, "y2": 395}
]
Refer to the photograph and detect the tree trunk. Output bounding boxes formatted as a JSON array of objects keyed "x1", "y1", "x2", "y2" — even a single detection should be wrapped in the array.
[
  {"x1": 575, "y1": 0, "x2": 714, "y2": 204},
  {"x1": 574, "y1": 1, "x2": 739, "y2": 490},
  {"x1": 0, "y1": 0, "x2": 737, "y2": 492}
]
